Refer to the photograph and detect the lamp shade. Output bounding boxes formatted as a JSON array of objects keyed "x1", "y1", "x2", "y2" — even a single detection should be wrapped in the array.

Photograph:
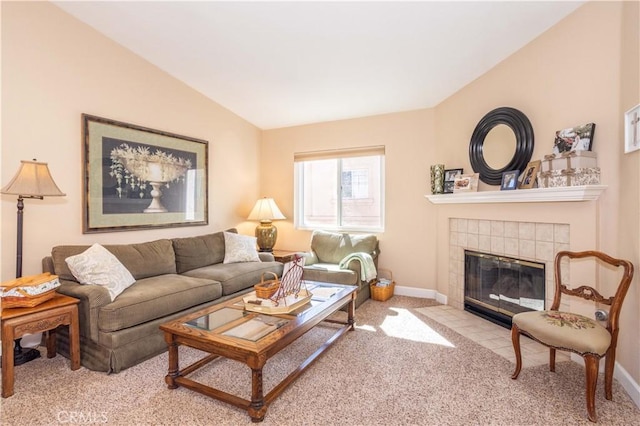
[
  {"x1": 1, "y1": 160, "x2": 66, "y2": 197},
  {"x1": 247, "y1": 197, "x2": 285, "y2": 222}
]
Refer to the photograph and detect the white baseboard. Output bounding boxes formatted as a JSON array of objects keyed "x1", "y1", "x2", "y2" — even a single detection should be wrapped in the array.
[{"x1": 394, "y1": 285, "x2": 448, "y2": 304}]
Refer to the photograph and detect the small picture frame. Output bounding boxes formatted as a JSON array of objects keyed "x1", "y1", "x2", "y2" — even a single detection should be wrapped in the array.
[
  {"x1": 519, "y1": 160, "x2": 541, "y2": 189},
  {"x1": 443, "y1": 168, "x2": 463, "y2": 193},
  {"x1": 624, "y1": 104, "x2": 640, "y2": 153},
  {"x1": 552, "y1": 123, "x2": 595, "y2": 155},
  {"x1": 453, "y1": 173, "x2": 479, "y2": 193},
  {"x1": 500, "y1": 170, "x2": 520, "y2": 191}
]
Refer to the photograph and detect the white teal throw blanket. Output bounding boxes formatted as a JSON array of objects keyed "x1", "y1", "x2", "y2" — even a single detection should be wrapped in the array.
[{"x1": 338, "y1": 252, "x2": 377, "y2": 282}]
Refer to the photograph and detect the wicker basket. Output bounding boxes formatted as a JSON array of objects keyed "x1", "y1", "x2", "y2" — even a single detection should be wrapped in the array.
[
  {"x1": 1, "y1": 272, "x2": 60, "y2": 309},
  {"x1": 370, "y1": 269, "x2": 395, "y2": 302},
  {"x1": 254, "y1": 272, "x2": 280, "y2": 299}
]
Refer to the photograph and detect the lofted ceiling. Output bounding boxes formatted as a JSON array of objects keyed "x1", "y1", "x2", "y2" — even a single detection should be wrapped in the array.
[{"x1": 53, "y1": 1, "x2": 584, "y2": 130}]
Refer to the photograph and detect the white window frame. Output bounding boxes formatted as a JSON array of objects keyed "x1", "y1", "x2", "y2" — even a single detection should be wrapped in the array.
[{"x1": 294, "y1": 146, "x2": 385, "y2": 233}]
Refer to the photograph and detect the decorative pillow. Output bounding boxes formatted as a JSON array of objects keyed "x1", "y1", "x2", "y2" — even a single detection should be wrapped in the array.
[
  {"x1": 65, "y1": 243, "x2": 136, "y2": 301},
  {"x1": 223, "y1": 232, "x2": 261, "y2": 264}
]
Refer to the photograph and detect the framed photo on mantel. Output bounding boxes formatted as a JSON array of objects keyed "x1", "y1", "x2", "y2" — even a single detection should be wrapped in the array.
[
  {"x1": 443, "y1": 168, "x2": 463, "y2": 194},
  {"x1": 82, "y1": 114, "x2": 209, "y2": 233}
]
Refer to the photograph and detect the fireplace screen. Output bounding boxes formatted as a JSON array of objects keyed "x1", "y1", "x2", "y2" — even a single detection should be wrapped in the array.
[{"x1": 464, "y1": 250, "x2": 545, "y2": 327}]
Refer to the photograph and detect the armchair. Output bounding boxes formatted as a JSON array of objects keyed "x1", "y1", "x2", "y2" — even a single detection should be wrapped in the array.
[{"x1": 300, "y1": 230, "x2": 379, "y2": 308}]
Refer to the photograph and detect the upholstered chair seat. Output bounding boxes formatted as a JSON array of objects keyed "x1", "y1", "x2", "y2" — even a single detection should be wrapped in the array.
[{"x1": 512, "y1": 311, "x2": 611, "y2": 357}]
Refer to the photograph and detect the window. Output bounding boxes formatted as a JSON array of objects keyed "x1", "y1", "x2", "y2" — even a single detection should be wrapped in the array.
[{"x1": 294, "y1": 146, "x2": 384, "y2": 232}]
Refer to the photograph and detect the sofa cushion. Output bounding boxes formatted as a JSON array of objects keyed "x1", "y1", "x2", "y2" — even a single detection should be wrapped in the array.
[
  {"x1": 172, "y1": 229, "x2": 236, "y2": 274},
  {"x1": 183, "y1": 261, "x2": 283, "y2": 296},
  {"x1": 52, "y1": 239, "x2": 176, "y2": 281},
  {"x1": 65, "y1": 243, "x2": 136, "y2": 301},
  {"x1": 310, "y1": 230, "x2": 378, "y2": 264},
  {"x1": 98, "y1": 274, "x2": 222, "y2": 332},
  {"x1": 223, "y1": 232, "x2": 261, "y2": 264}
]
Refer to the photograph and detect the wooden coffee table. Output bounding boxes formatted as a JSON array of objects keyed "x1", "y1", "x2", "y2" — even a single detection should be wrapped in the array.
[{"x1": 160, "y1": 282, "x2": 357, "y2": 422}]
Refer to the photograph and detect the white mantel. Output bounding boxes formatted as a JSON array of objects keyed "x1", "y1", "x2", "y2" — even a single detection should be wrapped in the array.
[{"x1": 426, "y1": 185, "x2": 606, "y2": 204}]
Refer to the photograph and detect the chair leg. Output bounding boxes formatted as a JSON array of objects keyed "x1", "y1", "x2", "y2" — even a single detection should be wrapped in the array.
[
  {"x1": 604, "y1": 346, "x2": 615, "y2": 400},
  {"x1": 550, "y1": 348, "x2": 556, "y2": 372},
  {"x1": 511, "y1": 325, "x2": 523, "y2": 379},
  {"x1": 584, "y1": 355, "x2": 599, "y2": 422}
]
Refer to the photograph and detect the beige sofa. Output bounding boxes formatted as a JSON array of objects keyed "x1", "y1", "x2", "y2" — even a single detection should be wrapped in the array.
[
  {"x1": 300, "y1": 230, "x2": 379, "y2": 308},
  {"x1": 42, "y1": 229, "x2": 282, "y2": 373}
]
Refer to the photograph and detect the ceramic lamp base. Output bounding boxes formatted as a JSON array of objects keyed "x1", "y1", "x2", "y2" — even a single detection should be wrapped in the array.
[{"x1": 255, "y1": 221, "x2": 277, "y2": 252}]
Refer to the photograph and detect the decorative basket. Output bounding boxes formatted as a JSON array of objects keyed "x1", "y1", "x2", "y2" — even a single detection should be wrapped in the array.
[
  {"x1": 254, "y1": 272, "x2": 281, "y2": 299},
  {"x1": 1, "y1": 272, "x2": 61, "y2": 309},
  {"x1": 370, "y1": 269, "x2": 395, "y2": 302}
]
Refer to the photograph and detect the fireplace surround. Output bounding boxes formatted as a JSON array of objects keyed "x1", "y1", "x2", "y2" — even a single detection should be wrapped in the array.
[{"x1": 448, "y1": 218, "x2": 571, "y2": 321}]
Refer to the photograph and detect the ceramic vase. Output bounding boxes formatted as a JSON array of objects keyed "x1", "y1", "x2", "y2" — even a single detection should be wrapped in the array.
[{"x1": 430, "y1": 164, "x2": 445, "y2": 194}]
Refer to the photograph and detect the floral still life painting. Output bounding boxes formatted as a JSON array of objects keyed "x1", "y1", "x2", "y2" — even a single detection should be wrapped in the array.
[{"x1": 83, "y1": 114, "x2": 208, "y2": 233}]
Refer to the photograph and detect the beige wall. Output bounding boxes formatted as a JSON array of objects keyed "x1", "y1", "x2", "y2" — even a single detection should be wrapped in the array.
[
  {"x1": 1, "y1": 2, "x2": 262, "y2": 282},
  {"x1": 261, "y1": 109, "x2": 438, "y2": 289},
  {"x1": 263, "y1": 1, "x2": 640, "y2": 387},
  {"x1": 617, "y1": 0, "x2": 640, "y2": 386}
]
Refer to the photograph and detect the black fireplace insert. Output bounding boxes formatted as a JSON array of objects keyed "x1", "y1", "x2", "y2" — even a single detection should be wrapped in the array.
[{"x1": 464, "y1": 250, "x2": 545, "y2": 328}]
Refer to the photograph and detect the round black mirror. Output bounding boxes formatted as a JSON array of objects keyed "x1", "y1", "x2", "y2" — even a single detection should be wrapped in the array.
[{"x1": 469, "y1": 107, "x2": 534, "y2": 185}]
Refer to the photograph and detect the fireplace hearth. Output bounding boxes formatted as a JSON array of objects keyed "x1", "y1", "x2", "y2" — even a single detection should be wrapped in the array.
[{"x1": 464, "y1": 250, "x2": 545, "y2": 328}]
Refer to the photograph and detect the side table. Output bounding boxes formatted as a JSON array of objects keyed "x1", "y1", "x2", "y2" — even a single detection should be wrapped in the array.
[
  {"x1": 271, "y1": 249, "x2": 301, "y2": 263},
  {"x1": 1, "y1": 293, "x2": 80, "y2": 397}
]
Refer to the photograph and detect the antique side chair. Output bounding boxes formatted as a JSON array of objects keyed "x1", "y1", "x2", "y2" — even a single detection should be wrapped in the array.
[{"x1": 510, "y1": 250, "x2": 634, "y2": 422}]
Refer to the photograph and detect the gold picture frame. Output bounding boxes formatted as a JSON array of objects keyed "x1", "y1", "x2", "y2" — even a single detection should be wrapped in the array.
[
  {"x1": 519, "y1": 160, "x2": 541, "y2": 189},
  {"x1": 82, "y1": 114, "x2": 208, "y2": 233}
]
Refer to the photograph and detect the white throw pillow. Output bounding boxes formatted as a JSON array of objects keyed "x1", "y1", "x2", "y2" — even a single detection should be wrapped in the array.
[
  {"x1": 65, "y1": 243, "x2": 136, "y2": 301},
  {"x1": 223, "y1": 232, "x2": 261, "y2": 264}
]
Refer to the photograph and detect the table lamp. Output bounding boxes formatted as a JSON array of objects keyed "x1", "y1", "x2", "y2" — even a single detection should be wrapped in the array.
[
  {"x1": 1, "y1": 159, "x2": 66, "y2": 365},
  {"x1": 247, "y1": 197, "x2": 285, "y2": 252}
]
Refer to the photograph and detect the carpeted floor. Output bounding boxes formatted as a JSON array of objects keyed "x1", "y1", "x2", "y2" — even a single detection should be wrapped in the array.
[{"x1": 2, "y1": 296, "x2": 638, "y2": 425}]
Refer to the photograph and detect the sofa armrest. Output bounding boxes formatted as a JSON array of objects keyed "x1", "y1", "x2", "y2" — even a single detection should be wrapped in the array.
[
  {"x1": 58, "y1": 279, "x2": 112, "y2": 343},
  {"x1": 298, "y1": 251, "x2": 319, "y2": 266},
  {"x1": 258, "y1": 252, "x2": 275, "y2": 262}
]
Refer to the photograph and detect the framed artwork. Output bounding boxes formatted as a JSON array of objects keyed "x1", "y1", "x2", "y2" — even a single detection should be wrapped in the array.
[
  {"x1": 624, "y1": 104, "x2": 640, "y2": 153},
  {"x1": 82, "y1": 114, "x2": 208, "y2": 233},
  {"x1": 443, "y1": 168, "x2": 463, "y2": 194},
  {"x1": 500, "y1": 170, "x2": 520, "y2": 191},
  {"x1": 519, "y1": 160, "x2": 541, "y2": 189},
  {"x1": 453, "y1": 173, "x2": 479, "y2": 193},
  {"x1": 552, "y1": 123, "x2": 595, "y2": 155}
]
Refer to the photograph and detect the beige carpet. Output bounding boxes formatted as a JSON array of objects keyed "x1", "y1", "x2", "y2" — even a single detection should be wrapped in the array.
[{"x1": 2, "y1": 296, "x2": 639, "y2": 425}]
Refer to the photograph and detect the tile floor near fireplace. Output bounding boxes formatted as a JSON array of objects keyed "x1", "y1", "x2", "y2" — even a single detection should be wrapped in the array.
[{"x1": 418, "y1": 304, "x2": 569, "y2": 367}]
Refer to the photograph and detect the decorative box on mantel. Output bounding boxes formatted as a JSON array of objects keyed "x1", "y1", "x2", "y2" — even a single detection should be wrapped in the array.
[
  {"x1": 538, "y1": 168, "x2": 601, "y2": 188},
  {"x1": 541, "y1": 150, "x2": 597, "y2": 172}
]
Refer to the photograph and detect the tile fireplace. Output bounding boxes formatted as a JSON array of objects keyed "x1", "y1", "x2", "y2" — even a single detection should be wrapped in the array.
[{"x1": 448, "y1": 218, "x2": 571, "y2": 320}]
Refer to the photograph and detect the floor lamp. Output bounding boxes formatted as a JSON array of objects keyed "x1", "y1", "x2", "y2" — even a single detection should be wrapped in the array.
[{"x1": 1, "y1": 159, "x2": 66, "y2": 365}]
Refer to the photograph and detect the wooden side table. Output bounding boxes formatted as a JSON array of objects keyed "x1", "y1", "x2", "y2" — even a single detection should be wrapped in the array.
[
  {"x1": 1, "y1": 293, "x2": 80, "y2": 397},
  {"x1": 271, "y1": 249, "x2": 301, "y2": 263}
]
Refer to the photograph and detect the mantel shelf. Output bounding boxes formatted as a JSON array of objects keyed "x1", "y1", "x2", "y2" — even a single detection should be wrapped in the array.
[{"x1": 425, "y1": 185, "x2": 607, "y2": 204}]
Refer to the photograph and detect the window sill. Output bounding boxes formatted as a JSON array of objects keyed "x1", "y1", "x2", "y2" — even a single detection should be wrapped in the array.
[{"x1": 425, "y1": 185, "x2": 607, "y2": 204}]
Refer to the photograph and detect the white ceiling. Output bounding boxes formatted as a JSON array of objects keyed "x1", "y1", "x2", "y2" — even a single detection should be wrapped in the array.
[{"x1": 53, "y1": 1, "x2": 584, "y2": 130}]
